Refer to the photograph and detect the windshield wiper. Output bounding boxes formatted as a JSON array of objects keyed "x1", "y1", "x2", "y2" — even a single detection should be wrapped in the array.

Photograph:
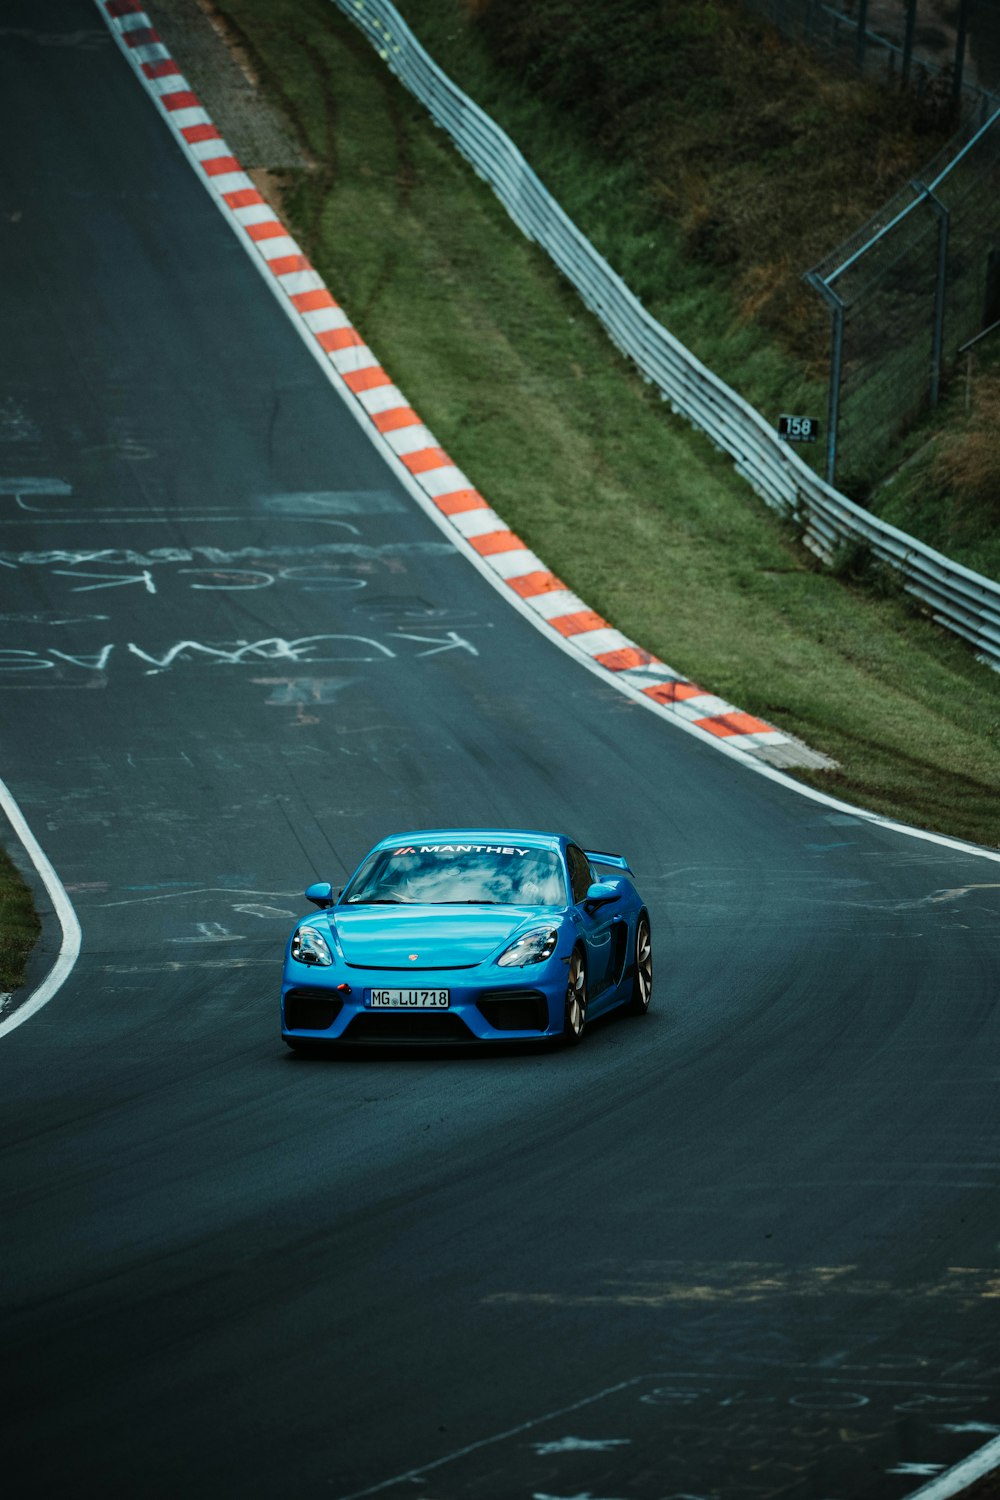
[{"x1": 349, "y1": 897, "x2": 412, "y2": 905}]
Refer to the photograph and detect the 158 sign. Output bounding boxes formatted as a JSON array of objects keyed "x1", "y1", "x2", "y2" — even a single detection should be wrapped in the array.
[{"x1": 778, "y1": 414, "x2": 820, "y2": 443}]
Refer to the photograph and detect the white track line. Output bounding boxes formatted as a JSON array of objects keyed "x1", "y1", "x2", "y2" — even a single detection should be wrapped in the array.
[
  {"x1": 8, "y1": 0, "x2": 998, "y2": 1045},
  {"x1": 95, "y1": 1, "x2": 1000, "y2": 869},
  {"x1": 901, "y1": 1433, "x2": 1000, "y2": 1500},
  {"x1": 0, "y1": 776, "x2": 81, "y2": 1040}
]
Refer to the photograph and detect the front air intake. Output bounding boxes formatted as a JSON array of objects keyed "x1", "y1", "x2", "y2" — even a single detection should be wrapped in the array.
[
  {"x1": 345, "y1": 1013, "x2": 473, "y2": 1043},
  {"x1": 476, "y1": 990, "x2": 549, "y2": 1032},
  {"x1": 284, "y1": 988, "x2": 344, "y2": 1031}
]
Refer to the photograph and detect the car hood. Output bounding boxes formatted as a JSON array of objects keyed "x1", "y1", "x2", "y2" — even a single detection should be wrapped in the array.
[{"x1": 331, "y1": 904, "x2": 555, "y2": 969}]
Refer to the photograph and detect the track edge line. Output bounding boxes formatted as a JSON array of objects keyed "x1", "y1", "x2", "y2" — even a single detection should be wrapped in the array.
[
  {"x1": 901, "y1": 1432, "x2": 1000, "y2": 1500},
  {"x1": 0, "y1": 776, "x2": 82, "y2": 1040},
  {"x1": 94, "y1": 0, "x2": 1000, "y2": 873}
]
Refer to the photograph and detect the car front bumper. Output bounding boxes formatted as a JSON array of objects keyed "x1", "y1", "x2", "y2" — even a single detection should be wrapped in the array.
[{"x1": 280, "y1": 959, "x2": 568, "y2": 1044}]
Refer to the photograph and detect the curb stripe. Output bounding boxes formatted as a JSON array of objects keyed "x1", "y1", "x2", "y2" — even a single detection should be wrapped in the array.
[
  {"x1": 245, "y1": 219, "x2": 287, "y2": 241},
  {"x1": 508, "y1": 572, "x2": 566, "y2": 597},
  {"x1": 162, "y1": 89, "x2": 200, "y2": 112},
  {"x1": 202, "y1": 152, "x2": 242, "y2": 175},
  {"x1": 342, "y1": 367, "x2": 392, "y2": 393},
  {"x1": 596, "y1": 647, "x2": 656, "y2": 671},
  {"x1": 372, "y1": 406, "x2": 420, "y2": 433},
  {"x1": 182, "y1": 122, "x2": 220, "y2": 143},
  {"x1": 470, "y1": 531, "x2": 527, "y2": 557},
  {"x1": 643, "y1": 680, "x2": 707, "y2": 704},
  {"x1": 292, "y1": 287, "x2": 337, "y2": 312},
  {"x1": 434, "y1": 490, "x2": 487, "y2": 515},
  {"x1": 550, "y1": 610, "x2": 608, "y2": 637},
  {"x1": 125, "y1": 26, "x2": 160, "y2": 48},
  {"x1": 401, "y1": 446, "x2": 451, "y2": 474},
  {"x1": 95, "y1": 0, "x2": 833, "y2": 775},
  {"x1": 268, "y1": 253, "x2": 312, "y2": 276},
  {"x1": 319, "y1": 324, "x2": 364, "y2": 349},
  {"x1": 697, "y1": 711, "x2": 776, "y2": 738},
  {"x1": 525, "y1": 590, "x2": 585, "y2": 621},
  {"x1": 569, "y1": 628, "x2": 633, "y2": 657},
  {"x1": 225, "y1": 186, "x2": 264, "y2": 209}
]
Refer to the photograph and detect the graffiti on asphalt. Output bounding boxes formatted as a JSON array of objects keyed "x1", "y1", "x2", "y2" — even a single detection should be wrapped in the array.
[
  {"x1": 0, "y1": 542, "x2": 456, "y2": 594},
  {"x1": 0, "y1": 630, "x2": 483, "y2": 677}
]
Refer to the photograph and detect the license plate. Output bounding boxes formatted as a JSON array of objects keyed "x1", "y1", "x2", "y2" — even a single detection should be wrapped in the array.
[{"x1": 368, "y1": 989, "x2": 450, "y2": 1009}]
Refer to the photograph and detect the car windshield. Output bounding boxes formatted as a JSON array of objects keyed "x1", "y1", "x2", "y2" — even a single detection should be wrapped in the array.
[{"x1": 343, "y1": 841, "x2": 567, "y2": 907}]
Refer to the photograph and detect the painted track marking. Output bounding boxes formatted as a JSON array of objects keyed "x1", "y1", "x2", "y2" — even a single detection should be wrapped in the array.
[
  {"x1": 91, "y1": 0, "x2": 1000, "y2": 865},
  {"x1": 95, "y1": 0, "x2": 831, "y2": 776},
  {"x1": 0, "y1": 776, "x2": 81, "y2": 1040},
  {"x1": 7, "y1": 0, "x2": 1000, "y2": 1045}
]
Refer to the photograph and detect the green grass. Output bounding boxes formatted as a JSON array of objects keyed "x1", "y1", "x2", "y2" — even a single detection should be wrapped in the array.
[
  {"x1": 205, "y1": 0, "x2": 1000, "y2": 848},
  {"x1": 389, "y1": 0, "x2": 1000, "y2": 578},
  {"x1": 0, "y1": 848, "x2": 40, "y2": 995},
  {"x1": 873, "y1": 346, "x2": 1000, "y2": 580},
  {"x1": 399, "y1": 0, "x2": 833, "y2": 426},
  {"x1": 390, "y1": 0, "x2": 956, "y2": 438},
  {"x1": 3, "y1": 0, "x2": 997, "y2": 990}
]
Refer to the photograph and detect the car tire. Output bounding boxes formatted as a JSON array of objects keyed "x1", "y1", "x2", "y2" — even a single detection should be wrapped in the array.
[
  {"x1": 561, "y1": 947, "x2": 588, "y2": 1045},
  {"x1": 628, "y1": 913, "x2": 652, "y2": 1015}
]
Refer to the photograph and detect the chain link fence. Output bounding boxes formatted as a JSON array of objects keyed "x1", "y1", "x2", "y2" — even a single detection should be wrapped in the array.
[
  {"x1": 336, "y1": 0, "x2": 1000, "y2": 669},
  {"x1": 742, "y1": 0, "x2": 998, "y2": 123},
  {"x1": 804, "y1": 106, "x2": 1000, "y2": 489}
]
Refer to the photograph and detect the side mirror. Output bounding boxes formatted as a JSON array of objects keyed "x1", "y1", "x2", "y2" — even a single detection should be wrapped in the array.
[
  {"x1": 583, "y1": 880, "x2": 622, "y2": 914},
  {"x1": 305, "y1": 881, "x2": 334, "y2": 909}
]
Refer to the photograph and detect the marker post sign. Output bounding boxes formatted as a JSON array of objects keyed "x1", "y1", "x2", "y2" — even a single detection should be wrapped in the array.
[{"x1": 778, "y1": 415, "x2": 820, "y2": 443}]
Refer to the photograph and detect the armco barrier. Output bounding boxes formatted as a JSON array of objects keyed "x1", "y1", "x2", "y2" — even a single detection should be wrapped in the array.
[{"x1": 333, "y1": 0, "x2": 1000, "y2": 673}]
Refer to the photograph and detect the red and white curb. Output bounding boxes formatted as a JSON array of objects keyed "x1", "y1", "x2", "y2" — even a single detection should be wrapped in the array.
[{"x1": 96, "y1": 0, "x2": 831, "y2": 773}]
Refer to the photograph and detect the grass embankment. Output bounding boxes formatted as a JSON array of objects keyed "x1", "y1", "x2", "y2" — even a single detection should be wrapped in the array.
[
  {"x1": 410, "y1": 0, "x2": 951, "y2": 392},
  {"x1": 406, "y1": 0, "x2": 1000, "y2": 579},
  {"x1": 0, "y1": 847, "x2": 40, "y2": 995},
  {"x1": 204, "y1": 0, "x2": 1000, "y2": 848},
  {"x1": 875, "y1": 360, "x2": 1000, "y2": 580},
  {"x1": 0, "y1": 1, "x2": 981, "y2": 999}
]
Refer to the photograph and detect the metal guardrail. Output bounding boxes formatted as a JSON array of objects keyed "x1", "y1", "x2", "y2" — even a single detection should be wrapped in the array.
[{"x1": 333, "y1": 0, "x2": 1000, "y2": 673}]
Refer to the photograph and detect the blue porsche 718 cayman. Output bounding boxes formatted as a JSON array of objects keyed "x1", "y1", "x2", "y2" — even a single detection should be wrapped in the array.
[{"x1": 281, "y1": 829, "x2": 652, "y2": 1048}]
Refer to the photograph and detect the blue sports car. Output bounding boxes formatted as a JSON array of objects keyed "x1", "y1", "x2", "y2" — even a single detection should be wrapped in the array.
[{"x1": 281, "y1": 829, "x2": 652, "y2": 1049}]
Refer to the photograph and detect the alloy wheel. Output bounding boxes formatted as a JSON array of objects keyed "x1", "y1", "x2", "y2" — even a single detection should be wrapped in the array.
[{"x1": 564, "y1": 949, "x2": 588, "y2": 1043}]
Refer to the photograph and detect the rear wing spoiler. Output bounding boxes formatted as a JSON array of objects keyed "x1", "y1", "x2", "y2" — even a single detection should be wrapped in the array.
[{"x1": 585, "y1": 849, "x2": 633, "y2": 876}]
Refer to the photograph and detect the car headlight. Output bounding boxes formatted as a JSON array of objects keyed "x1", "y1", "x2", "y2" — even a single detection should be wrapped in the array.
[
  {"x1": 291, "y1": 924, "x2": 334, "y2": 966},
  {"x1": 497, "y1": 928, "x2": 558, "y2": 967}
]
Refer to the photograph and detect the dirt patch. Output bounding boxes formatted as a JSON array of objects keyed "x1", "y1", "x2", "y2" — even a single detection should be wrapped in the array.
[
  {"x1": 194, "y1": 0, "x2": 260, "y2": 87},
  {"x1": 144, "y1": 0, "x2": 307, "y2": 170},
  {"x1": 248, "y1": 166, "x2": 296, "y2": 220}
]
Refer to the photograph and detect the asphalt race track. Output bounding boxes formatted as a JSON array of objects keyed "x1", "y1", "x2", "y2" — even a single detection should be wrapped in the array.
[{"x1": 1, "y1": 5, "x2": 999, "y2": 1497}]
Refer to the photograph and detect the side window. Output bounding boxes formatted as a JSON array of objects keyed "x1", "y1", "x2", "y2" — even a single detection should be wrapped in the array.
[{"x1": 566, "y1": 845, "x2": 593, "y2": 904}]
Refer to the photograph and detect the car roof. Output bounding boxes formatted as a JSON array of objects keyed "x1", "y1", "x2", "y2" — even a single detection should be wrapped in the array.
[{"x1": 373, "y1": 829, "x2": 566, "y2": 853}]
